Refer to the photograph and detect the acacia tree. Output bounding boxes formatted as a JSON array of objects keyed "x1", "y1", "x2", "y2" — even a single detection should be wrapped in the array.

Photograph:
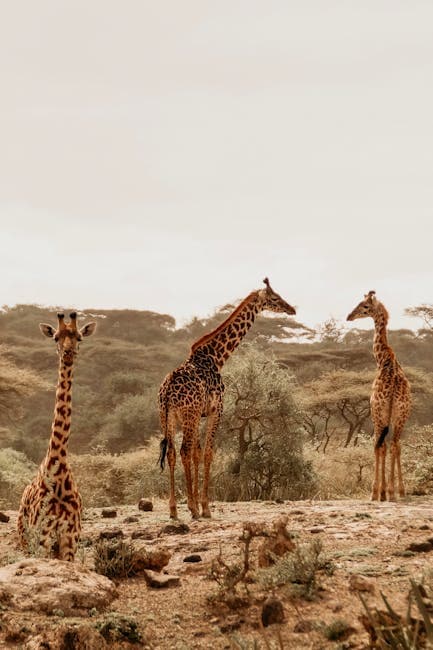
[
  {"x1": 299, "y1": 366, "x2": 433, "y2": 452},
  {"x1": 217, "y1": 344, "x2": 316, "y2": 501},
  {"x1": 298, "y1": 369, "x2": 374, "y2": 451},
  {"x1": 315, "y1": 317, "x2": 346, "y2": 344},
  {"x1": 405, "y1": 304, "x2": 433, "y2": 330}
]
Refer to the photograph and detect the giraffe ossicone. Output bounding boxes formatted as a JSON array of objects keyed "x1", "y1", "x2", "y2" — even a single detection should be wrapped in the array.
[
  {"x1": 17, "y1": 311, "x2": 96, "y2": 560},
  {"x1": 347, "y1": 292, "x2": 411, "y2": 501},
  {"x1": 158, "y1": 278, "x2": 296, "y2": 519}
]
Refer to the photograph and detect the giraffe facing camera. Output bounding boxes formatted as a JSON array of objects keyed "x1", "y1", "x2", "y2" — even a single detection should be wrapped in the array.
[{"x1": 17, "y1": 312, "x2": 96, "y2": 560}]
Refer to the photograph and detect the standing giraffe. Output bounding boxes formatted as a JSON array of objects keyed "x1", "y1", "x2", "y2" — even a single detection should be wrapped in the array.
[
  {"x1": 17, "y1": 312, "x2": 96, "y2": 560},
  {"x1": 346, "y1": 291, "x2": 411, "y2": 501},
  {"x1": 158, "y1": 278, "x2": 296, "y2": 519}
]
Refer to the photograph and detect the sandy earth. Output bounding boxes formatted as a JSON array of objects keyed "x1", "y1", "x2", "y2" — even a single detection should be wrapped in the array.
[{"x1": 1, "y1": 496, "x2": 433, "y2": 648}]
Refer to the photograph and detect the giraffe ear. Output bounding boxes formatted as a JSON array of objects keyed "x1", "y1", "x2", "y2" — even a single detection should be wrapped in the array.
[
  {"x1": 39, "y1": 323, "x2": 56, "y2": 338},
  {"x1": 79, "y1": 322, "x2": 97, "y2": 338}
]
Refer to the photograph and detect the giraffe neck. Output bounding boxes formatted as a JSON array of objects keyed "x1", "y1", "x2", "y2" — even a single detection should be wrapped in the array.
[
  {"x1": 190, "y1": 291, "x2": 262, "y2": 369},
  {"x1": 372, "y1": 306, "x2": 394, "y2": 368},
  {"x1": 46, "y1": 358, "x2": 74, "y2": 459}
]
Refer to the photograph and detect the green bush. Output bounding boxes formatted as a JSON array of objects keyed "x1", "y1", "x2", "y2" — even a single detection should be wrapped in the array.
[
  {"x1": 96, "y1": 391, "x2": 159, "y2": 453},
  {"x1": 216, "y1": 344, "x2": 317, "y2": 501}
]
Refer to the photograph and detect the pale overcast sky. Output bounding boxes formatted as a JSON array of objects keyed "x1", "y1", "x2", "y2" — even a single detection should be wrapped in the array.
[{"x1": 1, "y1": 1, "x2": 432, "y2": 330}]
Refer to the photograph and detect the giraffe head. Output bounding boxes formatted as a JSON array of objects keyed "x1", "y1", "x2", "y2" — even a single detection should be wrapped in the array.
[
  {"x1": 39, "y1": 312, "x2": 97, "y2": 365},
  {"x1": 258, "y1": 278, "x2": 296, "y2": 315},
  {"x1": 346, "y1": 291, "x2": 379, "y2": 321}
]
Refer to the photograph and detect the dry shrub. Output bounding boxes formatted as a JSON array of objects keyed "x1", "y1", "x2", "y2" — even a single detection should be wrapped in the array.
[
  {"x1": 257, "y1": 538, "x2": 334, "y2": 600},
  {"x1": 94, "y1": 538, "x2": 136, "y2": 578},
  {"x1": 304, "y1": 425, "x2": 433, "y2": 500},
  {"x1": 71, "y1": 437, "x2": 185, "y2": 507},
  {"x1": 257, "y1": 517, "x2": 295, "y2": 568},
  {"x1": 0, "y1": 448, "x2": 36, "y2": 509},
  {"x1": 304, "y1": 439, "x2": 373, "y2": 499},
  {"x1": 94, "y1": 538, "x2": 170, "y2": 578},
  {"x1": 209, "y1": 519, "x2": 298, "y2": 610},
  {"x1": 402, "y1": 425, "x2": 433, "y2": 496}
]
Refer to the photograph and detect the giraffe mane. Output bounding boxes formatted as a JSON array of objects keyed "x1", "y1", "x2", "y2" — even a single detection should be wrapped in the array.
[
  {"x1": 378, "y1": 301, "x2": 389, "y2": 323},
  {"x1": 190, "y1": 291, "x2": 258, "y2": 353}
]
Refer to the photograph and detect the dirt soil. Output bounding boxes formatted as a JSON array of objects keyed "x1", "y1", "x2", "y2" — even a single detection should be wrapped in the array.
[{"x1": 1, "y1": 496, "x2": 433, "y2": 649}]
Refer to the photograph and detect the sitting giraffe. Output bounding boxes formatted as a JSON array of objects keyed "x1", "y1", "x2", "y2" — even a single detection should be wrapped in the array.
[
  {"x1": 346, "y1": 291, "x2": 411, "y2": 501},
  {"x1": 17, "y1": 312, "x2": 96, "y2": 560},
  {"x1": 158, "y1": 278, "x2": 296, "y2": 519}
]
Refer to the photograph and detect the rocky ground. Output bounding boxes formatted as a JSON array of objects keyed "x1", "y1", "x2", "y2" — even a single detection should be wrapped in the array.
[{"x1": 0, "y1": 496, "x2": 433, "y2": 649}]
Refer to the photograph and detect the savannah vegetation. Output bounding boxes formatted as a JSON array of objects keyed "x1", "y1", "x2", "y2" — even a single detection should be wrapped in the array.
[{"x1": 1, "y1": 301, "x2": 433, "y2": 510}]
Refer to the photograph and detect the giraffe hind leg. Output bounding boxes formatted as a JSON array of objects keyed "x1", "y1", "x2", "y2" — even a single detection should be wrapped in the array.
[
  {"x1": 379, "y1": 444, "x2": 387, "y2": 501},
  {"x1": 166, "y1": 435, "x2": 178, "y2": 519},
  {"x1": 201, "y1": 407, "x2": 222, "y2": 518},
  {"x1": 180, "y1": 416, "x2": 201, "y2": 519},
  {"x1": 372, "y1": 444, "x2": 387, "y2": 501},
  {"x1": 372, "y1": 426, "x2": 388, "y2": 501}
]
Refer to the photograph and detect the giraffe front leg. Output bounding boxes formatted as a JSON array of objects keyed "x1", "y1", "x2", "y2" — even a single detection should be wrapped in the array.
[
  {"x1": 58, "y1": 514, "x2": 81, "y2": 561},
  {"x1": 392, "y1": 434, "x2": 405, "y2": 499},
  {"x1": 58, "y1": 534, "x2": 76, "y2": 561}
]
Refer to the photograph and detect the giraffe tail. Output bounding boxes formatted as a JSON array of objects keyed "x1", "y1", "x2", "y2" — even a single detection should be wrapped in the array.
[
  {"x1": 158, "y1": 393, "x2": 169, "y2": 470},
  {"x1": 158, "y1": 437, "x2": 168, "y2": 470},
  {"x1": 375, "y1": 426, "x2": 389, "y2": 449}
]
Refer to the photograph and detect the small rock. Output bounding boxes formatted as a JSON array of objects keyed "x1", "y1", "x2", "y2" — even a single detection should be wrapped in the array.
[
  {"x1": 419, "y1": 524, "x2": 430, "y2": 530},
  {"x1": 407, "y1": 541, "x2": 433, "y2": 553},
  {"x1": 101, "y1": 509, "x2": 117, "y2": 519},
  {"x1": 138, "y1": 499, "x2": 153, "y2": 512},
  {"x1": 0, "y1": 512, "x2": 10, "y2": 523},
  {"x1": 183, "y1": 554, "x2": 202, "y2": 563},
  {"x1": 261, "y1": 597, "x2": 285, "y2": 627},
  {"x1": 131, "y1": 548, "x2": 171, "y2": 572},
  {"x1": 310, "y1": 526, "x2": 325, "y2": 534},
  {"x1": 349, "y1": 574, "x2": 375, "y2": 594},
  {"x1": 99, "y1": 529, "x2": 124, "y2": 540},
  {"x1": 159, "y1": 523, "x2": 190, "y2": 536},
  {"x1": 143, "y1": 569, "x2": 180, "y2": 588},
  {"x1": 123, "y1": 516, "x2": 139, "y2": 524}
]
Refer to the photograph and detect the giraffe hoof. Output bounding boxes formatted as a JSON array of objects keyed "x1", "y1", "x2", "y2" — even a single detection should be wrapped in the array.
[
  {"x1": 379, "y1": 493, "x2": 387, "y2": 502},
  {"x1": 201, "y1": 509, "x2": 211, "y2": 518}
]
